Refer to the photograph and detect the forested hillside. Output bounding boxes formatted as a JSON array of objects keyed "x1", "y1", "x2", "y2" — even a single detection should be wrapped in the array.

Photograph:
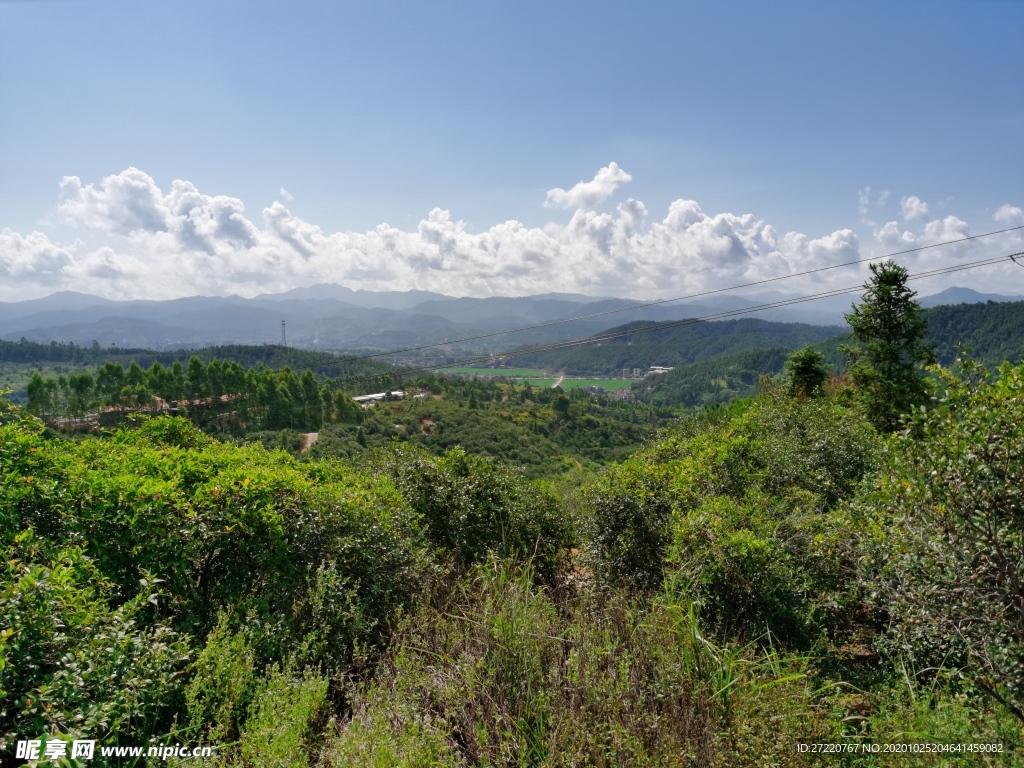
[
  {"x1": 635, "y1": 300, "x2": 1024, "y2": 406},
  {"x1": 308, "y1": 381, "x2": 669, "y2": 478},
  {"x1": 511, "y1": 317, "x2": 844, "y2": 375},
  {"x1": 630, "y1": 347, "x2": 789, "y2": 407}
]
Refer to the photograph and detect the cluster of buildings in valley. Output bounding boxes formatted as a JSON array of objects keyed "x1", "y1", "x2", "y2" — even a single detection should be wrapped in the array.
[
  {"x1": 622, "y1": 365, "x2": 673, "y2": 379},
  {"x1": 351, "y1": 390, "x2": 431, "y2": 407}
]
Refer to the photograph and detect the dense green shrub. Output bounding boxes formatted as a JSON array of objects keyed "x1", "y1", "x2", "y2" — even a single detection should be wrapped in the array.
[
  {"x1": 589, "y1": 391, "x2": 880, "y2": 645},
  {"x1": 1, "y1": 531, "x2": 189, "y2": 752},
  {"x1": 854, "y1": 361, "x2": 1024, "y2": 721},
  {"x1": 587, "y1": 460, "x2": 673, "y2": 591},
  {"x1": 371, "y1": 445, "x2": 573, "y2": 582},
  {"x1": 1, "y1": 416, "x2": 432, "y2": 681}
]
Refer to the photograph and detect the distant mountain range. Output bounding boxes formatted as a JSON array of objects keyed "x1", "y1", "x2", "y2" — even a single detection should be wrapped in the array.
[
  {"x1": 0, "y1": 285, "x2": 1014, "y2": 353},
  {"x1": 917, "y1": 286, "x2": 1023, "y2": 307}
]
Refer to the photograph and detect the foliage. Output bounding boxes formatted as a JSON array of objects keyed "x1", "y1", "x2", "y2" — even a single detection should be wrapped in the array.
[
  {"x1": 853, "y1": 360, "x2": 1024, "y2": 721},
  {"x1": 371, "y1": 445, "x2": 572, "y2": 582},
  {"x1": 631, "y1": 347, "x2": 789, "y2": 407},
  {"x1": 589, "y1": 390, "x2": 881, "y2": 646},
  {"x1": 844, "y1": 261, "x2": 936, "y2": 431},
  {"x1": 329, "y1": 560, "x2": 831, "y2": 768},
  {"x1": 514, "y1": 317, "x2": 845, "y2": 376},
  {"x1": 238, "y1": 664, "x2": 329, "y2": 768},
  {"x1": 184, "y1": 616, "x2": 256, "y2": 743},
  {"x1": 0, "y1": 416, "x2": 431, "y2": 677},
  {"x1": 311, "y1": 385, "x2": 667, "y2": 479},
  {"x1": 923, "y1": 299, "x2": 1024, "y2": 367},
  {"x1": 7, "y1": 333, "x2": 1024, "y2": 764},
  {"x1": 1, "y1": 531, "x2": 189, "y2": 752},
  {"x1": 22, "y1": 355, "x2": 369, "y2": 435},
  {"x1": 785, "y1": 345, "x2": 827, "y2": 396}
]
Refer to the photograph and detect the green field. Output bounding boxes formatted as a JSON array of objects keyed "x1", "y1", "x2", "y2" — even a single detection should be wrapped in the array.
[
  {"x1": 516, "y1": 377, "x2": 634, "y2": 391},
  {"x1": 559, "y1": 379, "x2": 634, "y2": 391},
  {"x1": 441, "y1": 367, "x2": 548, "y2": 377}
]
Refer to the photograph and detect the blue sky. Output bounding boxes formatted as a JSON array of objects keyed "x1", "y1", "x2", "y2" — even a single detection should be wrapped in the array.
[{"x1": 1, "y1": 0, "x2": 1022, "y2": 300}]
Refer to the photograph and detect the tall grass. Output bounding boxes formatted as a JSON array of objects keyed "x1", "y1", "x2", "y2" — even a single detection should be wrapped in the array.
[{"x1": 328, "y1": 559, "x2": 841, "y2": 767}]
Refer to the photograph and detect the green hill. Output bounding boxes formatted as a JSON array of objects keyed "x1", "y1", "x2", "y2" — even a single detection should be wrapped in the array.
[
  {"x1": 816, "y1": 299, "x2": 1024, "y2": 375},
  {"x1": 510, "y1": 317, "x2": 845, "y2": 376},
  {"x1": 630, "y1": 347, "x2": 790, "y2": 407}
]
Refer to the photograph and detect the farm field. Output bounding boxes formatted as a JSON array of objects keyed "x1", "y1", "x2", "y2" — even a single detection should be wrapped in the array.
[
  {"x1": 559, "y1": 378, "x2": 634, "y2": 391},
  {"x1": 440, "y1": 367, "x2": 548, "y2": 377},
  {"x1": 516, "y1": 377, "x2": 634, "y2": 391}
]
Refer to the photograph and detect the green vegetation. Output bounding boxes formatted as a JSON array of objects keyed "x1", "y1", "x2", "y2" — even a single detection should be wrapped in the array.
[
  {"x1": 556, "y1": 378, "x2": 633, "y2": 391},
  {"x1": 19, "y1": 355, "x2": 395, "y2": 433},
  {"x1": 4, "y1": 351, "x2": 1024, "y2": 763},
  {"x1": 513, "y1": 317, "x2": 844, "y2": 376},
  {"x1": 0, "y1": 340, "x2": 394, "y2": 400},
  {"x1": 784, "y1": 345, "x2": 828, "y2": 396},
  {"x1": 439, "y1": 367, "x2": 547, "y2": 377},
  {"x1": 309, "y1": 381, "x2": 669, "y2": 478},
  {"x1": 631, "y1": 347, "x2": 789, "y2": 407},
  {"x1": 7, "y1": 288, "x2": 1024, "y2": 765},
  {"x1": 844, "y1": 261, "x2": 935, "y2": 431}
]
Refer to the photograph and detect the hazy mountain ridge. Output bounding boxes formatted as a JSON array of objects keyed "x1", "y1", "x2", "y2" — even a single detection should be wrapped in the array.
[{"x1": 0, "y1": 284, "x2": 1000, "y2": 352}]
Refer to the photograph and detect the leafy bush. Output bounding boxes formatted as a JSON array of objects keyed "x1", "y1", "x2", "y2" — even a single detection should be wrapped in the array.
[
  {"x1": 1, "y1": 531, "x2": 189, "y2": 751},
  {"x1": 372, "y1": 445, "x2": 573, "y2": 582},
  {"x1": 2, "y1": 416, "x2": 432, "y2": 680},
  {"x1": 589, "y1": 390, "x2": 880, "y2": 646},
  {"x1": 184, "y1": 615, "x2": 256, "y2": 743},
  {"x1": 854, "y1": 361, "x2": 1024, "y2": 721},
  {"x1": 238, "y1": 664, "x2": 328, "y2": 768},
  {"x1": 586, "y1": 460, "x2": 673, "y2": 591}
]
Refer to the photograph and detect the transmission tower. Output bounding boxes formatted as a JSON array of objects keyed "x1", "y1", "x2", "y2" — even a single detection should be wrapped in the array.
[{"x1": 281, "y1": 320, "x2": 286, "y2": 347}]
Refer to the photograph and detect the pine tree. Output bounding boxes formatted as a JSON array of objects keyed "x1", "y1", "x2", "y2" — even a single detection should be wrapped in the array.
[
  {"x1": 844, "y1": 260, "x2": 935, "y2": 431},
  {"x1": 784, "y1": 345, "x2": 827, "y2": 397}
]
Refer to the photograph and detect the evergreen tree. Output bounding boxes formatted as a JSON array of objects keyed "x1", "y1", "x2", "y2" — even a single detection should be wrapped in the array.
[
  {"x1": 784, "y1": 345, "x2": 827, "y2": 396},
  {"x1": 844, "y1": 260, "x2": 935, "y2": 431}
]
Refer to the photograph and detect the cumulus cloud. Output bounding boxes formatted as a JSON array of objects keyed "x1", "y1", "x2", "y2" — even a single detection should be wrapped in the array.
[
  {"x1": 1, "y1": 165, "x2": 1021, "y2": 303},
  {"x1": 544, "y1": 162, "x2": 632, "y2": 210},
  {"x1": 995, "y1": 204, "x2": 1024, "y2": 227},
  {"x1": 901, "y1": 195, "x2": 930, "y2": 222}
]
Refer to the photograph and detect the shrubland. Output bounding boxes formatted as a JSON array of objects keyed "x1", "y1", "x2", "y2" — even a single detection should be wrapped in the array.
[{"x1": 5, "y1": 274, "x2": 1024, "y2": 764}]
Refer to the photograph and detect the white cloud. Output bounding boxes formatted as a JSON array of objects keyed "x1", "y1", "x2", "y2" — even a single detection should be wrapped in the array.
[
  {"x1": 279, "y1": 187, "x2": 294, "y2": 201},
  {"x1": 0, "y1": 165, "x2": 1021, "y2": 303},
  {"x1": 901, "y1": 195, "x2": 930, "y2": 222},
  {"x1": 0, "y1": 228, "x2": 76, "y2": 279},
  {"x1": 544, "y1": 162, "x2": 632, "y2": 210},
  {"x1": 995, "y1": 204, "x2": 1024, "y2": 227}
]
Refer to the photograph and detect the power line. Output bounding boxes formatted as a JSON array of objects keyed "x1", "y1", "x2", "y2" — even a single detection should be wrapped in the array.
[{"x1": 322, "y1": 223, "x2": 1024, "y2": 365}]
